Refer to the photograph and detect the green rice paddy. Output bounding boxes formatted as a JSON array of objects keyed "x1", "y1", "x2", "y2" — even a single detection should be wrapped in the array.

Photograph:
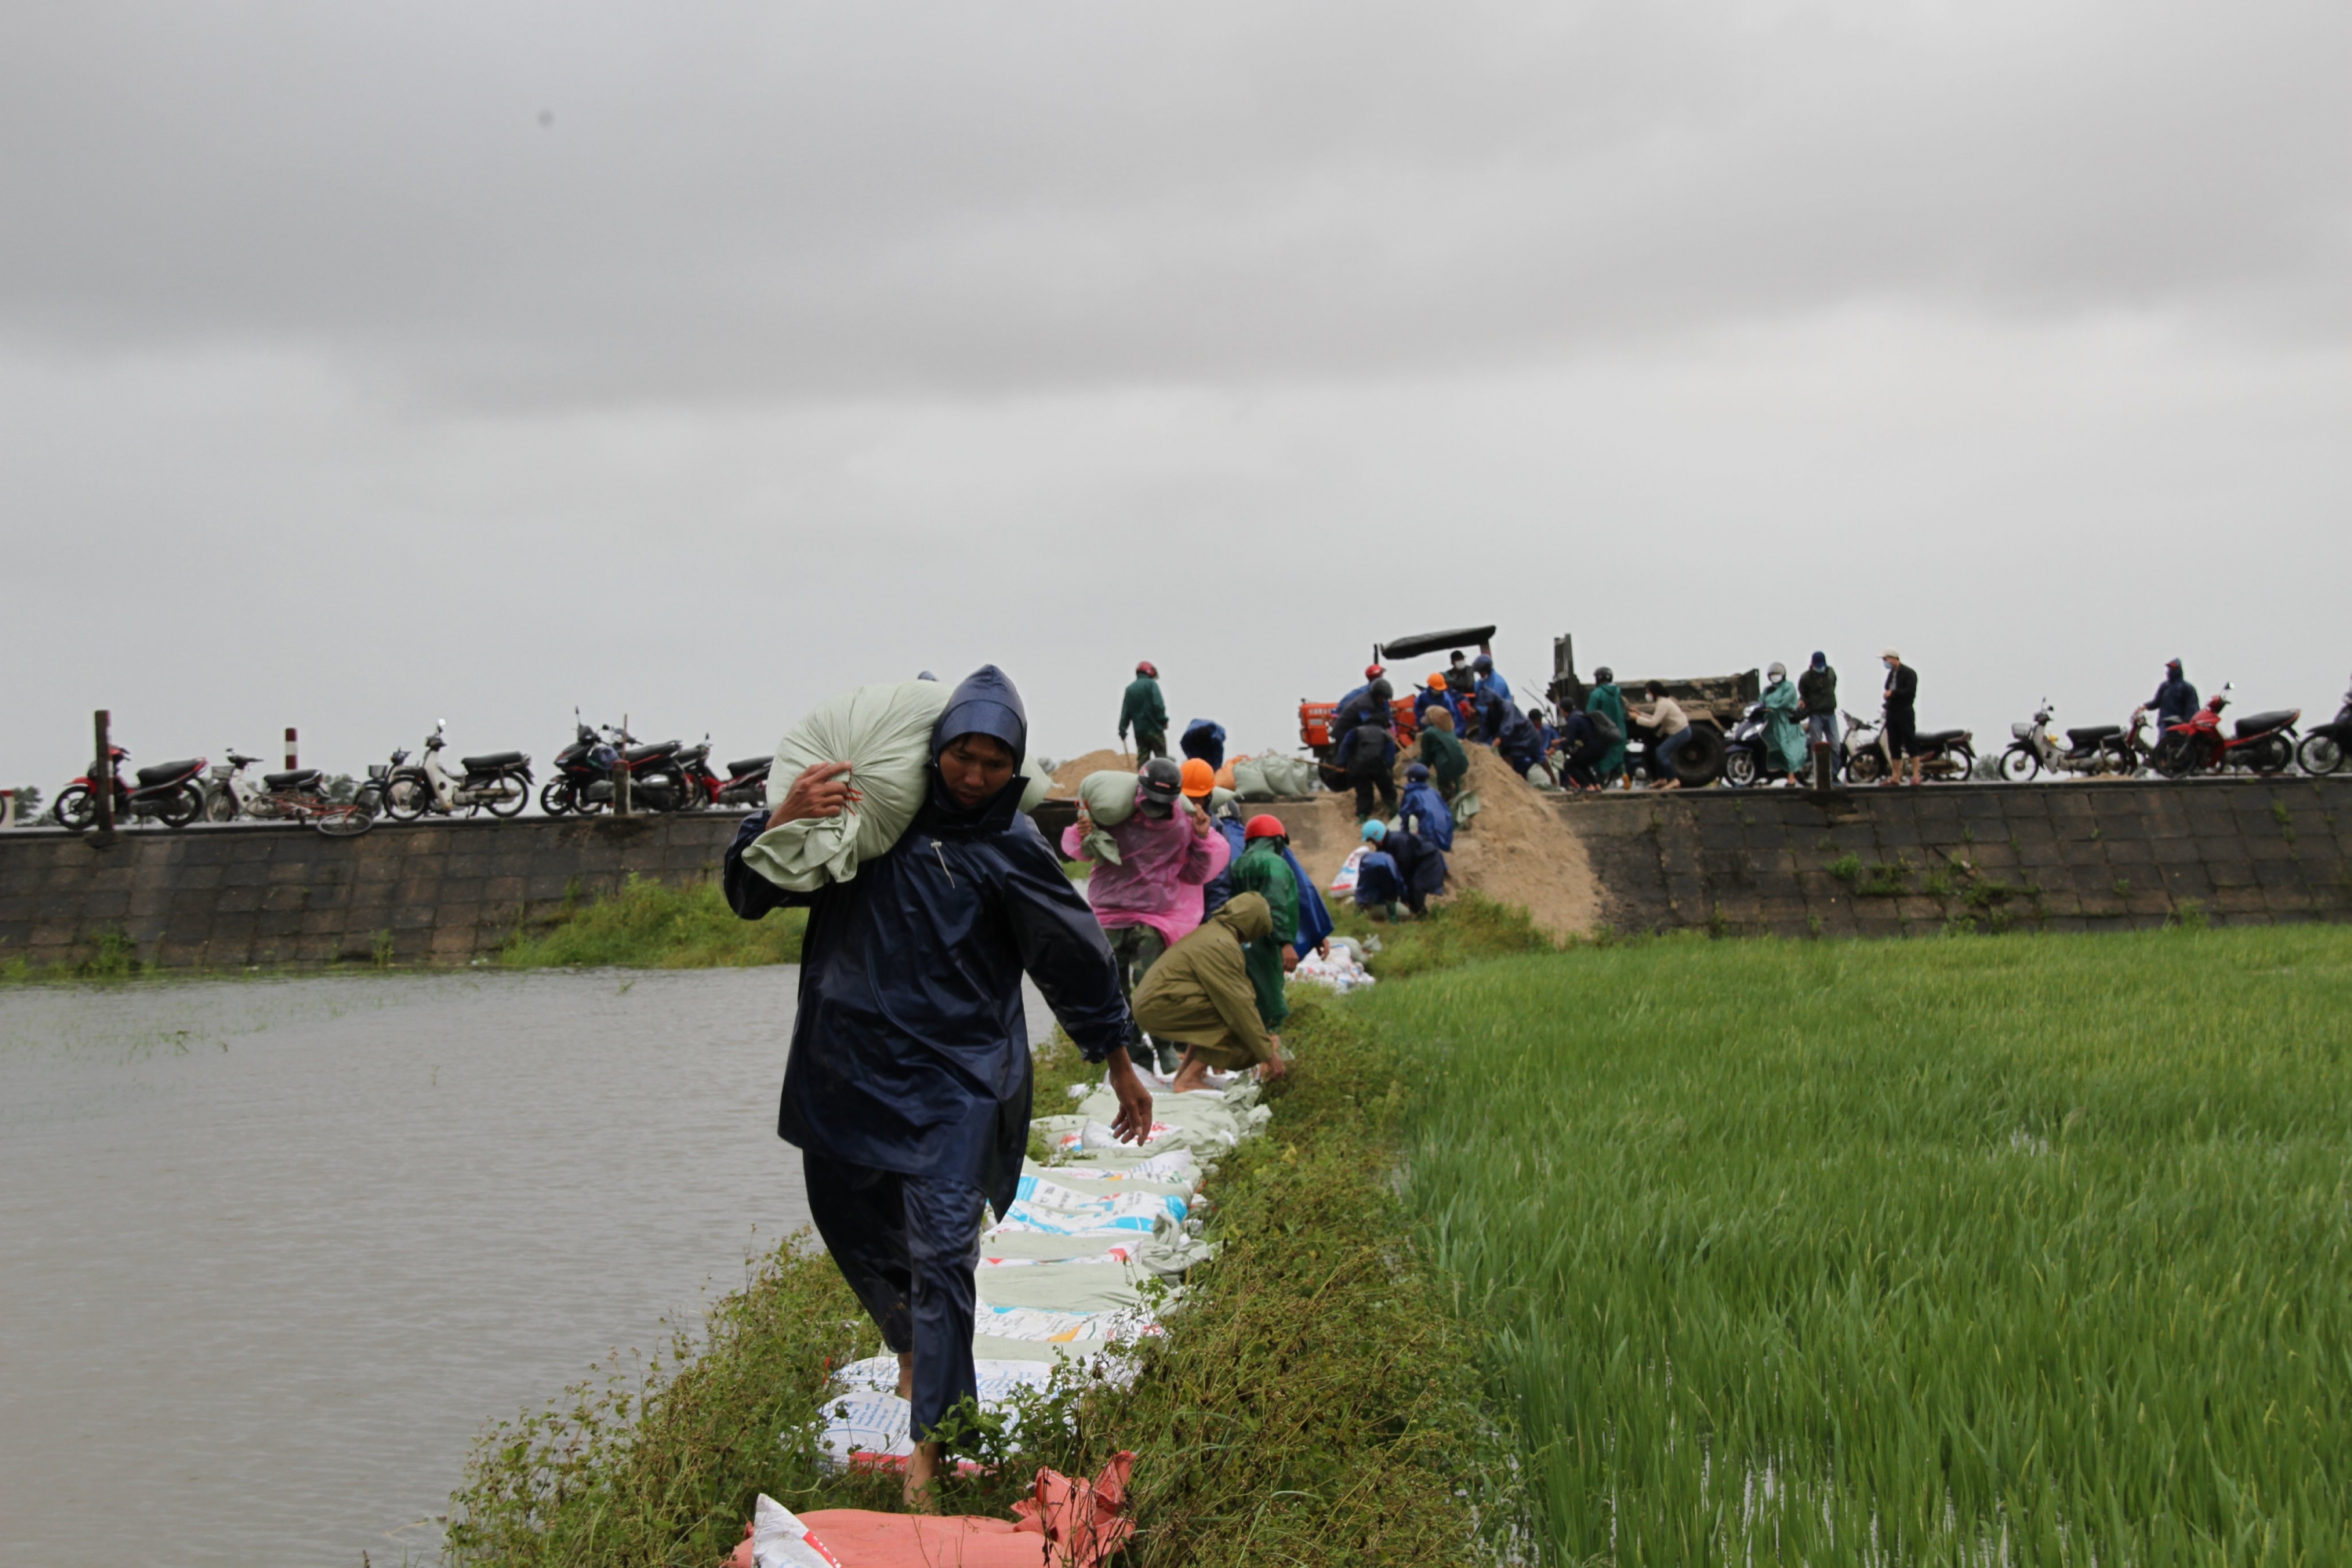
[{"x1": 1367, "y1": 927, "x2": 2352, "y2": 1565}]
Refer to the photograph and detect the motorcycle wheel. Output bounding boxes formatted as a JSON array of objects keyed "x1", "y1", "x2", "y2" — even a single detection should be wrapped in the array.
[
  {"x1": 205, "y1": 789, "x2": 238, "y2": 823},
  {"x1": 2297, "y1": 733, "x2": 2344, "y2": 776},
  {"x1": 383, "y1": 776, "x2": 427, "y2": 822},
  {"x1": 485, "y1": 775, "x2": 529, "y2": 818},
  {"x1": 2152, "y1": 735, "x2": 2195, "y2": 779},
  {"x1": 1998, "y1": 746, "x2": 2040, "y2": 783},
  {"x1": 2249, "y1": 735, "x2": 2293, "y2": 775},
  {"x1": 54, "y1": 784, "x2": 95, "y2": 834},
  {"x1": 314, "y1": 803, "x2": 375, "y2": 837},
  {"x1": 539, "y1": 779, "x2": 573, "y2": 815},
  {"x1": 1944, "y1": 746, "x2": 1975, "y2": 782},
  {"x1": 1722, "y1": 749, "x2": 1759, "y2": 789},
  {"x1": 158, "y1": 784, "x2": 204, "y2": 829},
  {"x1": 1842, "y1": 749, "x2": 1885, "y2": 786}
]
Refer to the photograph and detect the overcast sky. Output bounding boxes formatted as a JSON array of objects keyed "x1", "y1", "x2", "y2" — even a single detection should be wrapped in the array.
[{"x1": 5, "y1": 1, "x2": 2347, "y2": 797}]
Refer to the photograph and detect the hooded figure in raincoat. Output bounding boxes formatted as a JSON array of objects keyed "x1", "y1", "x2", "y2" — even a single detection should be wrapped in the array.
[
  {"x1": 1585, "y1": 667, "x2": 1629, "y2": 782},
  {"x1": 1134, "y1": 891, "x2": 1286, "y2": 1093},
  {"x1": 1760, "y1": 662, "x2": 1808, "y2": 778},
  {"x1": 722, "y1": 666, "x2": 1149, "y2": 1498}
]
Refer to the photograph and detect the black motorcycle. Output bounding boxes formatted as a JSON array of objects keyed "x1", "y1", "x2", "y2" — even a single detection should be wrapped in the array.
[
  {"x1": 542, "y1": 719, "x2": 691, "y2": 815},
  {"x1": 2296, "y1": 687, "x2": 2352, "y2": 776},
  {"x1": 717, "y1": 753, "x2": 772, "y2": 808}
]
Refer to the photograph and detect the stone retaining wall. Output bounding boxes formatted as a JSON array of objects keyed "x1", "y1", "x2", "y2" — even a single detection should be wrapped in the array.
[
  {"x1": 1556, "y1": 776, "x2": 2352, "y2": 938},
  {"x1": 0, "y1": 814, "x2": 747, "y2": 971},
  {"x1": 7, "y1": 779, "x2": 2349, "y2": 971}
]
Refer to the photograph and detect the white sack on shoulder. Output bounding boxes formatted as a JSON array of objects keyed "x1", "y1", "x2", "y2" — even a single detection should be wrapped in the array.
[
  {"x1": 741, "y1": 681, "x2": 953, "y2": 894},
  {"x1": 1075, "y1": 769, "x2": 1140, "y2": 865}
]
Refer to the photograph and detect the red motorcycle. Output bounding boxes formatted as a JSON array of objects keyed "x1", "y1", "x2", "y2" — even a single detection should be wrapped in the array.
[
  {"x1": 2151, "y1": 689, "x2": 2299, "y2": 778},
  {"x1": 55, "y1": 746, "x2": 209, "y2": 833}
]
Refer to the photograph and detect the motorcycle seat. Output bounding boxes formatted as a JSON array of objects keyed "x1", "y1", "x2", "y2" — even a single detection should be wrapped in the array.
[
  {"x1": 462, "y1": 750, "x2": 527, "y2": 771},
  {"x1": 624, "y1": 741, "x2": 681, "y2": 763},
  {"x1": 264, "y1": 768, "x2": 321, "y2": 790},
  {"x1": 2065, "y1": 725, "x2": 2122, "y2": 746},
  {"x1": 726, "y1": 757, "x2": 771, "y2": 777},
  {"x1": 1914, "y1": 729, "x2": 1966, "y2": 749},
  {"x1": 2233, "y1": 711, "x2": 2296, "y2": 739},
  {"x1": 134, "y1": 760, "x2": 201, "y2": 786}
]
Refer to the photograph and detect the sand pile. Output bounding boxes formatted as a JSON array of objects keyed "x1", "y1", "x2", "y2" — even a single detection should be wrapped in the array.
[
  {"x1": 1274, "y1": 746, "x2": 1599, "y2": 943},
  {"x1": 1439, "y1": 746, "x2": 1599, "y2": 942},
  {"x1": 1047, "y1": 750, "x2": 1139, "y2": 797}
]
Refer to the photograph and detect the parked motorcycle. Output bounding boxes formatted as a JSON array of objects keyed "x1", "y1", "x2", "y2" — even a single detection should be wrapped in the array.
[
  {"x1": 1721, "y1": 702, "x2": 1795, "y2": 788},
  {"x1": 717, "y1": 753, "x2": 773, "y2": 808},
  {"x1": 382, "y1": 722, "x2": 533, "y2": 820},
  {"x1": 1997, "y1": 702, "x2": 2148, "y2": 781},
  {"x1": 540, "y1": 717, "x2": 690, "y2": 815},
  {"x1": 674, "y1": 736, "x2": 721, "y2": 811},
  {"x1": 55, "y1": 746, "x2": 207, "y2": 833},
  {"x1": 206, "y1": 750, "x2": 328, "y2": 822},
  {"x1": 1841, "y1": 709, "x2": 1972, "y2": 783},
  {"x1": 354, "y1": 747, "x2": 405, "y2": 816},
  {"x1": 2152, "y1": 688, "x2": 2298, "y2": 778},
  {"x1": 1838, "y1": 710, "x2": 1893, "y2": 784},
  {"x1": 2295, "y1": 684, "x2": 2351, "y2": 776}
]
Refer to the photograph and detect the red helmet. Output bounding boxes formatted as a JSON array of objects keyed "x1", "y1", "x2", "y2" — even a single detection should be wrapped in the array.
[
  {"x1": 1365, "y1": 662, "x2": 1385, "y2": 681},
  {"x1": 1136, "y1": 660, "x2": 1158, "y2": 678},
  {"x1": 1243, "y1": 813, "x2": 1287, "y2": 840}
]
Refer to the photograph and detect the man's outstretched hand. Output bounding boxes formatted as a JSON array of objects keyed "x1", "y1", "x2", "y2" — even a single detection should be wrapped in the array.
[
  {"x1": 768, "y1": 760, "x2": 859, "y2": 829},
  {"x1": 1103, "y1": 1051, "x2": 1154, "y2": 1144}
]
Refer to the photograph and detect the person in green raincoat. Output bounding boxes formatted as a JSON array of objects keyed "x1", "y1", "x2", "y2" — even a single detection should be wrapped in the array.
[
  {"x1": 1224, "y1": 815, "x2": 1301, "y2": 1036},
  {"x1": 1760, "y1": 661, "x2": 1808, "y2": 779},
  {"x1": 1585, "y1": 666, "x2": 1628, "y2": 785},
  {"x1": 1416, "y1": 706, "x2": 1471, "y2": 800},
  {"x1": 1119, "y1": 660, "x2": 1169, "y2": 763}
]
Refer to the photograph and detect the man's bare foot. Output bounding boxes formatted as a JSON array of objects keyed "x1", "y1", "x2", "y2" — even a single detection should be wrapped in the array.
[
  {"x1": 904, "y1": 1440, "x2": 944, "y2": 1510},
  {"x1": 895, "y1": 1350, "x2": 913, "y2": 1400},
  {"x1": 1169, "y1": 1053, "x2": 1214, "y2": 1094}
]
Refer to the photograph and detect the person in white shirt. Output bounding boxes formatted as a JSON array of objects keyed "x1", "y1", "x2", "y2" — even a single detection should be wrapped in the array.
[{"x1": 1629, "y1": 682, "x2": 1693, "y2": 789}]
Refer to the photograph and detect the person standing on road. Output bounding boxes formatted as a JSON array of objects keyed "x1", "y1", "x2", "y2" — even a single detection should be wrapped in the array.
[
  {"x1": 721, "y1": 666, "x2": 1149, "y2": 1504},
  {"x1": 2142, "y1": 659, "x2": 2200, "y2": 729},
  {"x1": 1585, "y1": 666, "x2": 1630, "y2": 787},
  {"x1": 1761, "y1": 662, "x2": 1808, "y2": 785},
  {"x1": 1337, "y1": 703, "x2": 1400, "y2": 821},
  {"x1": 1119, "y1": 661, "x2": 1168, "y2": 764},
  {"x1": 1797, "y1": 652, "x2": 1840, "y2": 779},
  {"x1": 1628, "y1": 682, "x2": 1692, "y2": 789},
  {"x1": 1882, "y1": 649, "x2": 1922, "y2": 786},
  {"x1": 1062, "y1": 757, "x2": 1230, "y2": 1076}
]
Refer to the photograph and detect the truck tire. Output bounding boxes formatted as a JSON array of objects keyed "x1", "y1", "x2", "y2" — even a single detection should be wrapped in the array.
[{"x1": 1670, "y1": 724, "x2": 1727, "y2": 787}]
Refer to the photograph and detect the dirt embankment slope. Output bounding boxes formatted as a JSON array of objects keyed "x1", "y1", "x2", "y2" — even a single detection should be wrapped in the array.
[{"x1": 1279, "y1": 745, "x2": 1599, "y2": 943}]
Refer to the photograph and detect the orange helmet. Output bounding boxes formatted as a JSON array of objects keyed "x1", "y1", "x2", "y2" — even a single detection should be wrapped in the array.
[
  {"x1": 1427, "y1": 673, "x2": 1446, "y2": 690},
  {"x1": 1178, "y1": 758, "x2": 1215, "y2": 799}
]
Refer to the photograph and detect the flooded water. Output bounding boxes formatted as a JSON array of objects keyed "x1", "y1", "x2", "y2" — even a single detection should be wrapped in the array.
[{"x1": 0, "y1": 967, "x2": 1051, "y2": 1567}]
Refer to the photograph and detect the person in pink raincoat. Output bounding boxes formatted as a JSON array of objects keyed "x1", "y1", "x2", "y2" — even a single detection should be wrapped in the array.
[{"x1": 1061, "y1": 757, "x2": 1230, "y2": 1077}]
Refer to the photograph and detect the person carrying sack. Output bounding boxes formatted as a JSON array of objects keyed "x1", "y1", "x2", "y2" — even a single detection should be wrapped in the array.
[{"x1": 721, "y1": 666, "x2": 1151, "y2": 1504}]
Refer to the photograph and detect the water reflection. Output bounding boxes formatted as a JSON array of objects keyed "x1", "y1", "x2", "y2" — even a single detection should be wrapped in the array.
[{"x1": 0, "y1": 966, "x2": 1048, "y2": 1566}]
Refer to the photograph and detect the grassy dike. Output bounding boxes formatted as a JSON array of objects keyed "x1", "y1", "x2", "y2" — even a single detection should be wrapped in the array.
[{"x1": 445, "y1": 895, "x2": 1541, "y2": 1567}]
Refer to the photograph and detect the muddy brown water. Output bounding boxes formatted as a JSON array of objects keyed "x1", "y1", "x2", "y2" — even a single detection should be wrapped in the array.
[{"x1": 0, "y1": 967, "x2": 1054, "y2": 1567}]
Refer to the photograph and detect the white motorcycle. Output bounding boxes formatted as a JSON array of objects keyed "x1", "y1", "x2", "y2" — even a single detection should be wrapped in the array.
[
  {"x1": 205, "y1": 750, "x2": 328, "y2": 822},
  {"x1": 382, "y1": 721, "x2": 532, "y2": 820},
  {"x1": 1997, "y1": 701, "x2": 2150, "y2": 782}
]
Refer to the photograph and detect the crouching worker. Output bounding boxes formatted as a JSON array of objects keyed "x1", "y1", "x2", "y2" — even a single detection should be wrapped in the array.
[
  {"x1": 1354, "y1": 817, "x2": 1443, "y2": 920},
  {"x1": 722, "y1": 667, "x2": 1151, "y2": 1505},
  {"x1": 1133, "y1": 891, "x2": 1287, "y2": 1094}
]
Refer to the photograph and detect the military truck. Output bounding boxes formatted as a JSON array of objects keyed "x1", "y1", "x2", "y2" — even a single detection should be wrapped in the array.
[{"x1": 1548, "y1": 633, "x2": 1759, "y2": 787}]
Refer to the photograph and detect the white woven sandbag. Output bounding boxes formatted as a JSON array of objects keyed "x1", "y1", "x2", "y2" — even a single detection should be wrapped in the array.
[
  {"x1": 1232, "y1": 758, "x2": 1274, "y2": 800},
  {"x1": 741, "y1": 681, "x2": 953, "y2": 892},
  {"x1": 1076, "y1": 769, "x2": 1140, "y2": 865}
]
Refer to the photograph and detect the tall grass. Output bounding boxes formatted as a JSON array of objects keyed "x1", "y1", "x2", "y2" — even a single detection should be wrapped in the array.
[
  {"x1": 500, "y1": 877, "x2": 805, "y2": 969},
  {"x1": 1367, "y1": 927, "x2": 2352, "y2": 1564}
]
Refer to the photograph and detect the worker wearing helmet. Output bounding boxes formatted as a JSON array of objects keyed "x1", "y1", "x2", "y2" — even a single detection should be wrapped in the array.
[
  {"x1": 1119, "y1": 661, "x2": 1168, "y2": 764},
  {"x1": 1189, "y1": 759, "x2": 1249, "y2": 920},
  {"x1": 1224, "y1": 813, "x2": 1303, "y2": 1032}
]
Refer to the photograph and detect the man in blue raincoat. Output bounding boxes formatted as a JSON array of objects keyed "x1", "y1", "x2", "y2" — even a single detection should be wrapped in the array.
[{"x1": 723, "y1": 666, "x2": 1150, "y2": 1501}]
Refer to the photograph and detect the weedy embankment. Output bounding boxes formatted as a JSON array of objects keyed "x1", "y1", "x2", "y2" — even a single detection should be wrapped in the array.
[
  {"x1": 445, "y1": 896, "x2": 1541, "y2": 1567},
  {"x1": 499, "y1": 877, "x2": 805, "y2": 970}
]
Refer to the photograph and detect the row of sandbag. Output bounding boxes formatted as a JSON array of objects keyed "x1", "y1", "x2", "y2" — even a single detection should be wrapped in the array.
[{"x1": 814, "y1": 1076, "x2": 1272, "y2": 1468}]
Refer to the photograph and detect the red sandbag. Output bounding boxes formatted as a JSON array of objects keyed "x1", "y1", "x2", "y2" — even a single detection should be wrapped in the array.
[{"x1": 730, "y1": 1454, "x2": 1134, "y2": 1568}]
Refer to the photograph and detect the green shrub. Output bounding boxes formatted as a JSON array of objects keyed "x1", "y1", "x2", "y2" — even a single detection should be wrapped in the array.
[{"x1": 500, "y1": 877, "x2": 805, "y2": 969}]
